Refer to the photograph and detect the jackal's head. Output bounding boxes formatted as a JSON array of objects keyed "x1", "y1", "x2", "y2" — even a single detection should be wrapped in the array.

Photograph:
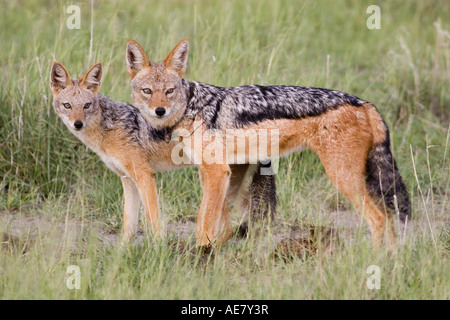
[
  {"x1": 50, "y1": 61, "x2": 102, "y2": 133},
  {"x1": 126, "y1": 39, "x2": 189, "y2": 128}
]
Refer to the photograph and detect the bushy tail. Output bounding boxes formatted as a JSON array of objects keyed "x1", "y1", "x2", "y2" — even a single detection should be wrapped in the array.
[{"x1": 365, "y1": 110, "x2": 411, "y2": 222}]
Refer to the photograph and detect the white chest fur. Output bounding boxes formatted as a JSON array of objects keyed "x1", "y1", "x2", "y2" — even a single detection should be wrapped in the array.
[{"x1": 72, "y1": 129, "x2": 125, "y2": 176}]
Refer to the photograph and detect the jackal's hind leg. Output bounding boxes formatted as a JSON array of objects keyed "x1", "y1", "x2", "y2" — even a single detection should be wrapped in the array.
[{"x1": 228, "y1": 163, "x2": 277, "y2": 237}]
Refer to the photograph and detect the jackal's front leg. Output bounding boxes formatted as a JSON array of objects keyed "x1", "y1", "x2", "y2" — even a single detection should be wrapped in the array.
[
  {"x1": 196, "y1": 164, "x2": 233, "y2": 247},
  {"x1": 121, "y1": 176, "x2": 141, "y2": 244},
  {"x1": 132, "y1": 169, "x2": 162, "y2": 240}
]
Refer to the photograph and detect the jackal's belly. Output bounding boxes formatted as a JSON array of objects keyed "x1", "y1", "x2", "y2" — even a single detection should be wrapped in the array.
[
  {"x1": 150, "y1": 158, "x2": 193, "y2": 172},
  {"x1": 170, "y1": 118, "x2": 311, "y2": 166},
  {"x1": 221, "y1": 118, "x2": 310, "y2": 163}
]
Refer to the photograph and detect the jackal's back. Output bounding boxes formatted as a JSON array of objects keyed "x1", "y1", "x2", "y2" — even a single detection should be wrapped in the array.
[{"x1": 184, "y1": 81, "x2": 368, "y2": 129}]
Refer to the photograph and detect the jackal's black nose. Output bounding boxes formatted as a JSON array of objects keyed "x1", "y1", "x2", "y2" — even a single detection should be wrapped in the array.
[
  {"x1": 155, "y1": 107, "x2": 166, "y2": 117},
  {"x1": 74, "y1": 120, "x2": 84, "y2": 130}
]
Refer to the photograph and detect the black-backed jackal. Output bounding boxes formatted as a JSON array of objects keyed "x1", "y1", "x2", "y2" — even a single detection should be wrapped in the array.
[
  {"x1": 125, "y1": 39, "x2": 411, "y2": 248},
  {"x1": 50, "y1": 62, "x2": 275, "y2": 245}
]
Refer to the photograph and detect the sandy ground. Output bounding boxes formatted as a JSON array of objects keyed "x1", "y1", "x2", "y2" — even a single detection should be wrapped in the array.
[{"x1": 1, "y1": 199, "x2": 448, "y2": 258}]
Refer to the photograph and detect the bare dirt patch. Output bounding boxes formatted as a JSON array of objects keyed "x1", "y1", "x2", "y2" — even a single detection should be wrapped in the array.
[{"x1": 1, "y1": 198, "x2": 448, "y2": 257}]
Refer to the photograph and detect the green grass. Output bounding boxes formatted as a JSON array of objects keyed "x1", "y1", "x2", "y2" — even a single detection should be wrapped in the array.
[{"x1": 0, "y1": 0, "x2": 449, "y2": 299}]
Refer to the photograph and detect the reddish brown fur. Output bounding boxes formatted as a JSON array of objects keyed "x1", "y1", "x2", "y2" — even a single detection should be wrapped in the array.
[{"x1": 180, "y1": 104, "x2": 395, "y2": 247}]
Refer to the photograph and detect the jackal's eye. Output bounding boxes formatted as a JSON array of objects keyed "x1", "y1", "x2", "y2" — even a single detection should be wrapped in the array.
[
  {"x1": 84, "y1": 103, "x2": 91, "y2": 109},
  {"x1": 63, "y1": 103, "x2": 71, "y2": 109},
  {"x1": 165, "y1": 88, "x2": 175, "y2": 95},
  {"x1": 142, "y1": 88, "x2": 152, "y2": 95}
]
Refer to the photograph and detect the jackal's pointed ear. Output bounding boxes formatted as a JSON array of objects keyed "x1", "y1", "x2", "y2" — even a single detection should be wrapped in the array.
[
  {"x1": 80, "y1": 62, "x2": 102, "y2": 94},
  {"x1": 164, "y1": 39, "x2": 189, "y2": 77},
  {"x1": 126, "y1": 40, "x2": 150, "y2": 78},
  {"x1": 50, "y1": 62, "x2": 72, "y2": 95}
]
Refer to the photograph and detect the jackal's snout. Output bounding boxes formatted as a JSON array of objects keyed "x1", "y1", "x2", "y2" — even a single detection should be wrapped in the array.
[
  {"x1": 155, "y1": 107, "x2": 166, "y2": 117},
  {"x1": 73, "y1": 120, "x2": 84, "y2": 130}
]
